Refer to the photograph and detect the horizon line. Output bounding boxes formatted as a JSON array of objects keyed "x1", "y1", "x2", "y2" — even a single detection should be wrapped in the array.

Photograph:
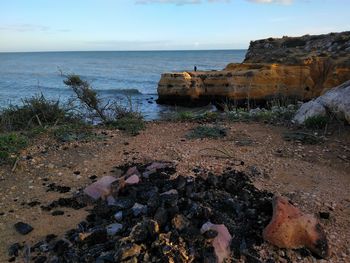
[{"x1": 0, "y1": 48, "x2": 248, "y2": 54}]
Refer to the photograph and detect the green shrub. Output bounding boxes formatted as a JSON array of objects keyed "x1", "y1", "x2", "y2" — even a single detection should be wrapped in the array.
[
  {"x1": 0, "y1": 133, "x2": 28, "y2": 164},
  {"x1": 176, "y1": 111, "x2": 196, "y2": 121},
  {"x1": 226, "y1": 109, "x2": 251, "y2": 122},
  {"x1": 52, "y1": 124, "x2": 96, "y2": 142},
  {"x1": 282, "y1": 131, "x2": 323, "y2": 145},
  {"x1": 186, "y1": 125, "x2": 227, "y2": 139},
  {"x1": 304, "y1": 116, "x2": 329, "y2": 129},
  {"x1": 200, "y1": 111, "x2": 219, "y2": 121},
  {"x1": 225, "y1": 105, "x2": 298, "y2": 124},
  {"x1": 64, "y1": 75, "x2": 107, "y2": 121},
  {"x1": 109, "y1": 117, "x2": 145, "y2": 136},
  {"x1": 252, "y1": 111, "x2": 274, "y2": 122},
  {"x1": 110, "y1": 97, "x2": 143, "y2": 121},
  {"x1": 63, "y1": 74, "x2": 144, "y2": 127},
  {"x1": 0, "y1": 94, "x2": 71, "y2": 132}
]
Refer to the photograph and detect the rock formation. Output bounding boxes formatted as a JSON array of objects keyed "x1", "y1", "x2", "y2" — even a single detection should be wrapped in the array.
[
  {"x1": 157, "y1": 31, "x2": 350, "y2": 107},
  {"x1": 263, "y1": 196, "x2": 329, "y2": 259},
  {"x1": 293, "y1": 80, "x2": 350, "y2": 124}
]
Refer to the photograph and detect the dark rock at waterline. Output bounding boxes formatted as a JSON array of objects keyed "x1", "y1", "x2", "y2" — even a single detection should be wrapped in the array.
[{"x1": 14, "y1": 222, "x2": 33, "y2": 235}]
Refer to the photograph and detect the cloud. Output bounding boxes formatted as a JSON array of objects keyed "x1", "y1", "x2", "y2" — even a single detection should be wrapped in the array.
[
  {"x1": 85, "y1": 40, "x2": 171, "y2": 46},
  {"x1": 0, "y1": 24, "x2": 70, "y2": 33},
  {"x1": 0, "y1": 24, "x2": 50, "y2": 32},
  {"x1": 247, "y1": 0, "x2": 293, "y2": 4},
  {"x1": 136, "y1": 0, "x2": 229, "y2": 5},
  {"x1": 136, "y1": 0, "x2": 293, "y2": 4}
]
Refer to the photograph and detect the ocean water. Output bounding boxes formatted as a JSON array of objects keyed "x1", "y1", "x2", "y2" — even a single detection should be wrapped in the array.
[{"x1": 0, "y1": 50, "x2": 246, "y2": 120}]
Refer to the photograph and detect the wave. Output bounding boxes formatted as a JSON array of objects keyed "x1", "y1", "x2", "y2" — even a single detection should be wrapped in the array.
[
  {"x1": 99, "y1": 88, "x2": 142, "y2": 95},
  {"x1": 23, "y1": 85, "x2": 144, "y2": 96}
]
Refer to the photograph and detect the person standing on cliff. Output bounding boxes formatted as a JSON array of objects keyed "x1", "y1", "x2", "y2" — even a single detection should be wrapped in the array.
[{"x1": 194, "y1": 65, "x2": 197, "y2": 72}]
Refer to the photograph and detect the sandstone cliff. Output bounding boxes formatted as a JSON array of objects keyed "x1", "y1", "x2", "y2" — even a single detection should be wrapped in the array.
[{"x1": 157, "y1": 31, "x2": 350, "y2": 107}]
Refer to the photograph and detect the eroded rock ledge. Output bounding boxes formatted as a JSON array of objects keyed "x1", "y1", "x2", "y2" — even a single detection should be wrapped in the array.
[{"x1": 157, "y1": 31, "x2": 350, "y2": 107}]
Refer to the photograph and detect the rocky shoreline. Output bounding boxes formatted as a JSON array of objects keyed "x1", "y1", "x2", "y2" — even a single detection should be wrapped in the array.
[{"x1": 157, "y1": 31, "x2": 350, "y2": 107}]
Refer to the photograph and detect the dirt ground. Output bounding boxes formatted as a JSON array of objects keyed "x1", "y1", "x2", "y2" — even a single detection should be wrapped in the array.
[{"x1": 0, "y1": 121, "x2": 349, "y2": 262}]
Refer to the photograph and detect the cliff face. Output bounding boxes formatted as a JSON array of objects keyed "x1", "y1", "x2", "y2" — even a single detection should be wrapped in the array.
[
  {"x1": 157, "y1": 31, "x2": 350, "y2": 107},
  {"x1": 244, "y1": 31, "x2": 350, "y2": 66}
]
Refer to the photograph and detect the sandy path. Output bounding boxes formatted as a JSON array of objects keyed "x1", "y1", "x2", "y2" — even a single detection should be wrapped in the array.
[{"x1": 0, "y1": 121, "x2": 349, "y2": 262}]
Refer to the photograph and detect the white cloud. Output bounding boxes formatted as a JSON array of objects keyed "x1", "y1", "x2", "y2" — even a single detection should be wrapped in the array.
[
  {"x1": 0, "y1": 24, "x2": 50, "y2": 32},
  {"x1": 136, "y1": 0, "x2": 229, "y2": 5},
  {"x1": 0, "y1": 24, "x2": 70, "y2": 33},
  {"x1": 247, "y1": 0, "x2": 293, "y2": 4},
  {"x1": 136, "y1": 0, "x2": 293, "y2": 4}
]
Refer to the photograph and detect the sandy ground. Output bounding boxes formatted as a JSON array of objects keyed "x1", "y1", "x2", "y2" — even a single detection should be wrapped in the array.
[{"x1": 0, "y1": 121, "x2": 349, "y2": 262}]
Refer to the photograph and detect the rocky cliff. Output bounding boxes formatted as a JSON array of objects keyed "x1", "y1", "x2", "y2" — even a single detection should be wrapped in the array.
[
  {"x1": 157, "y1": 31, "x2": 350, "y2": 107},
  {"x1": 244, "y1": 31, "x2": 350, "y2": 66}
]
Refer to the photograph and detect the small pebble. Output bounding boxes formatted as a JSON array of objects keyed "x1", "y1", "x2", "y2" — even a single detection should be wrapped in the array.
[
  {"x1": 14, "y1": 222, "x2": 33, "y2": 235},
  {"x1": 51, "y1": 210, "x2": 65, "y2": 216}
]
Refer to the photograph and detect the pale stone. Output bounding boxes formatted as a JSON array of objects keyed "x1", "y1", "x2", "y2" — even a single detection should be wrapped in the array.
[
  {"x1": 294, "y1": 80, "x2": 350, "y2": 124},
  {"x1": 84, "y1": 176, "x2": 117, "y2": 200},
  {"x1": 201, "y1": 222, "x2": 232, "y2": 263}
]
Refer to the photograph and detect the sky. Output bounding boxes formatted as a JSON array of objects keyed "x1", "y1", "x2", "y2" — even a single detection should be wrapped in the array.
[{"x1": 0, "y1": 0, "x2": 349, "y2": 52}]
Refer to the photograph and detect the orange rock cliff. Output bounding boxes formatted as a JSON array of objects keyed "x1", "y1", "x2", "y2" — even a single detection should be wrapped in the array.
[{"x1": 157, "y1": 31, "x2": 350, "y2": 107}]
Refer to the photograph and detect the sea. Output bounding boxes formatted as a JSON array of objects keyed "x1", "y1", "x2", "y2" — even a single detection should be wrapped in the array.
[{"x1": 0, "y1": 50, "x2": 246, "y2": 120}]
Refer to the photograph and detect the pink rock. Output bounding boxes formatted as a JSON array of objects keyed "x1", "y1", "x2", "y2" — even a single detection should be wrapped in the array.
[
  {"x1": 201, "y1": 222, "x2": 232, "y2": 263},
  {"x1": 142, "y1": 170, "x2": 154, "y2": 179},
  {"x1": 84, "y1": 176, "x2": 118, "y2": 200},
  {"x1": 107, "y1": 196, "x2": 116, "y2": 206},
  {"x1": 125, "y1": 174, "x2": 140, "y2": 185},
  {"x1": 146, "y1": 162, "x2": 169, "y2": 171},
  {"x1": 124, "y1": 166, "x2": 140, "y2": 177},
  {"x1": 263, "y1": 196, "x2": 329, "y2": 259}
]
